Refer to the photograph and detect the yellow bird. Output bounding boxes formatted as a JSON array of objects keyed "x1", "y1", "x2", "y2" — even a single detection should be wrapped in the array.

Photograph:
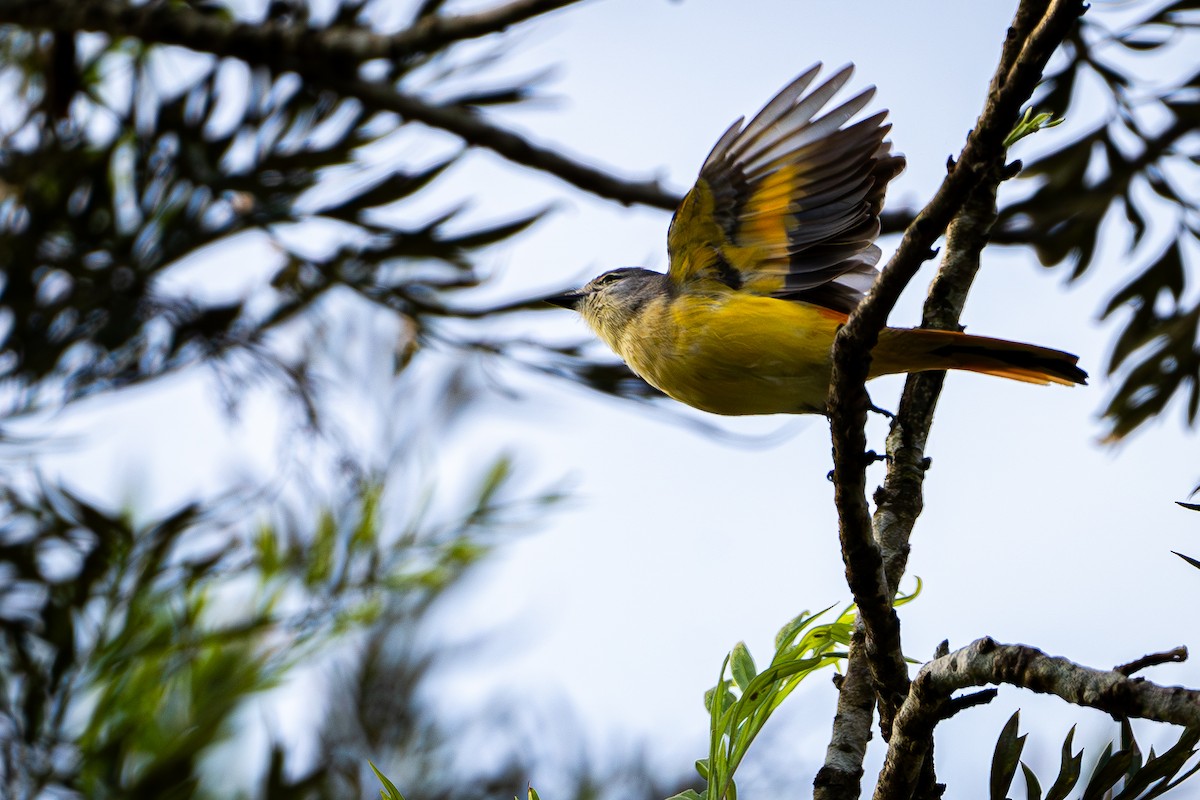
[{"x1": 546, "y1": 64, "x2": 1086, "y2": 416}]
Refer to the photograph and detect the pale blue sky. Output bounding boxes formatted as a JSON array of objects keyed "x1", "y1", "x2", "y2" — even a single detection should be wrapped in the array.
[{"x1": 32, "y1": 1, "x2": 1200, "y2": 796}]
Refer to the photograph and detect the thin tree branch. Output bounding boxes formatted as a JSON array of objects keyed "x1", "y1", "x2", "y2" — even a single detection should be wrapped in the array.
[
  {"x1": 825, "y1": 0, "x2": 1087, "y2": 752},
  {"x1": 939, "y1": 688, "x2": 999, "y2": 720},
  {"x1": 0, "y1": 0, "x2": 683, "y2": 211},
  {"x1": 376, "y1": 0, "x2": 586, "y2": 56},
  {"x1": 1115, "y1": 646, "x2": 1189, "y2": 677},
  {"x1": 0, "y1": 0, "x2": 584, "y2": 72},
  {"x1": 335, "y1": 77, "x2": 681, "y2": 208},
  {"x1": 875, "y1": 638, "x2": 1200, "y2": 800}
]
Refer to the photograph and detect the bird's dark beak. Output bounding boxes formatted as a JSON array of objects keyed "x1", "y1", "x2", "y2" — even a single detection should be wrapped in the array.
[{"x1": 543, "y1": 289, "x2": 585, "y2": 311}]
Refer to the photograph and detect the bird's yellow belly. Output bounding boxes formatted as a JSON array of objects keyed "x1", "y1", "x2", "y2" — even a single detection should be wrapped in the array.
[{"x1": 617, "y1": 294, "x2": 844, "y2": 416}]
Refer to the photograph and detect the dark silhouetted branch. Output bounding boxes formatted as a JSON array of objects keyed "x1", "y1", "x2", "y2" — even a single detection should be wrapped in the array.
[
  {"x1": 0, "y1": 0, "x2": 584, "y2": 72},
  {"x1": 337, "y1": 78, "x2": 681, "y2": 208},
  {"x1": 0, "y1": 0, "x2": 683, "y2": 211}
]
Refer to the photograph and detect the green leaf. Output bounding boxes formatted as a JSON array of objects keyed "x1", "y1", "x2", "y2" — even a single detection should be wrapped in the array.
[
  {"x1": 1004, "y1": 107, "x2": 1065, "y2": 147},
  {"x1": 730, "y1": 643, "x2": 757, "y2": 692},
  {"x1": 368, "y1": 761, "x2": 406, "y2": 800},
  {"x1": 476, "y1": 455, "x2": 513, "y2": 511},
  {"x1": 1113, "y1": 726, "x2": 1200, "y2": 799},
  {"x1": 1120, "y1": 717, "x2": 1143, "y2": 777},
  {"x1": 255, "y1": 522, "x2": 281, "y2": 576},
  {"x1": 1173, "y1": 551, "x2": 1200, "y2": 570},
  {"x1": 350, "y1": 482, "x2": 382, "y2": 553},
  {"x1": 1153, "y1": 757, "x2": 1200, "y2": 798},
  {"x1": 774, "y1": 612, "x2": 813, "y2": 651},
  {"x1": 1082, "y1": 744, "x2": 1133, "y2": 800},
  {"x1": 1022, "y1": 762, "x2": 1043, "y2": 800},
  {"x1": 305, "y1": 509, "x2": 337, "y2": 586},
  {"x1": 1045, "y1": 726, "x2": 1083, "y2": 800},
  {"x1": 992, "y1": 711, "x2": 1028, "y2": 800},
  {"x1": 703, "y1": 685, "x2": 737, "y2": 716}
]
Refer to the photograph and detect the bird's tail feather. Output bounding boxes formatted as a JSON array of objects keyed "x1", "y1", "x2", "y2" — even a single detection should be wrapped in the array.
[{"x1": 872, "y1": 328, "x2": 1088, "y2": 386}]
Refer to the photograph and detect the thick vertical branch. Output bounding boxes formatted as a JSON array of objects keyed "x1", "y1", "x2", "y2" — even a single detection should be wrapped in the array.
[
  {"x1": 876, "y1": 175, "x2": 1002, "y2": 593},
  {"x1": 822, "y1": 3, "x2": 1087, "y2": 798},
  {"x1": 875, "y1": 174, "x2": 1003, "y2": 800},
  {"x1": 814, "y1": 629, "x2": 876, "y2": 800}
]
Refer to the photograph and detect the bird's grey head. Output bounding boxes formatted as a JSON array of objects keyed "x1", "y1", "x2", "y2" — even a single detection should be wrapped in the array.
[{"x1": 544, "y1": 267, "x2": 671, "y2": 344}]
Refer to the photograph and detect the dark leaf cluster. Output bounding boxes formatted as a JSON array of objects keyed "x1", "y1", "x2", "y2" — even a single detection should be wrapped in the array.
[
  {"x1": 990, "y1": 712, "x2": 1200, "y2": 800},
  {"x1": 0, "y1": 2, "x2": 686, "y2": 797},
  {"x1": 992, "y1": 3, "x2": 1200, "y2": 438},
  {"x1": 0, "y1": 481, "x2": 269, "y2": 798},
  {"x1": 0, "y1": 6, "x2": 548, "y2": 418}
]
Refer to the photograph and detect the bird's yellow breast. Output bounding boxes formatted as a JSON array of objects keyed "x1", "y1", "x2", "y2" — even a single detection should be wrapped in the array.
[{"x1": 614, "y1": 293, "x2": 846, "y2": 415}]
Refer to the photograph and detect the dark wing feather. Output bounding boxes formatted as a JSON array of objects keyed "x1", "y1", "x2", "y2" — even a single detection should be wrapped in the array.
[{"x1": 666, "y1": 63, "x2": 905, "y2": 313}]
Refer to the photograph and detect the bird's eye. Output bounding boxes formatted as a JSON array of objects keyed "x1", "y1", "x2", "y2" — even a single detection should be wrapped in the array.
[{"x1": 595, "y1": 272, "x2": 624, "y2": 286}]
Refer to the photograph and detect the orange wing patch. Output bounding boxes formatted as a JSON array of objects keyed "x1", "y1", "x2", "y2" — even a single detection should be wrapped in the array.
[{"x1": 665, "y1": 64, "x2": 904, "y2": 314}]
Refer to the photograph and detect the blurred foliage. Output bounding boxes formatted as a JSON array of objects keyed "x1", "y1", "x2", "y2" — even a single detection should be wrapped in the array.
[
  {"x1": 0, "y1": 455, "x2": 569, "y2": 798},
  {"x1": 989, "y1": 1, "x2": 1200, "y2": 439},
  {"x1": 0, "y1": 0, "x2": 684, "y2": 798},
  {"x1": 989, "y1": 712, "x2": 1200, "y2": 799},
  {"x1": 0, "y1": 7, "x2": 545, "y2": 418}
]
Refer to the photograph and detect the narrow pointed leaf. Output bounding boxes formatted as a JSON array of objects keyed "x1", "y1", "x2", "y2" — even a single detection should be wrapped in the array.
[
  {"x1": 1022, "y1": 763, "x2": 1043, "y2": 800},
  {"x1": 992, "y1": 711, "x2": 1028, "y2": 800},
  {"x1": 730, "y1": 643, "x2": 757, "y2": 692},
  {"x1": 1046, "y1": 727, "x2": 1083, "y2": 800}
]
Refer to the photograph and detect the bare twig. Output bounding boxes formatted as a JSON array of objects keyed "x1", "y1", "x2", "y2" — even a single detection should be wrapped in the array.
[
  {"x1": 1115, "y1": 646, "x2": 1189, "y2": 677},
  {"x1": 939, "y1": 688, "x2": 999, "y2": 720},
  {"x1": 876, "y1": 638, "x2": 1200, "y2": 800}
]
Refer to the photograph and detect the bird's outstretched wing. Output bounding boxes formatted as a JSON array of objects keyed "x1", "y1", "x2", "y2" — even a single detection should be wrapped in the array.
[{"x1": 666, "y1": 63, "x2": 905, "y2": 313}]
